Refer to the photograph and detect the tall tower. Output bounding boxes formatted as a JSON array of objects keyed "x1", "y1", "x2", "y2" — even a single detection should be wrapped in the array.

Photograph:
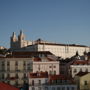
[
  {"x1": 18, "y1": 30, "x2": 25, "y2": 41},
  {"x1": 10, "y1": 32, "x2": 18, "y2": 49},
  {"x1": 11, "y1": 32, "x2": 17, "y2": 42},
  {"x1": 18, "y1": 30, "x2": 25, "y2": 48}
]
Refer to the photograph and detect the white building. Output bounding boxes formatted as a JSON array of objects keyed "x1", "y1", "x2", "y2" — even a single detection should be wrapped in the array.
[
  {"x1": 32, "y1": 57, "x2": 60, "y2": 75},
  {"x1": 0, "y1": 46, "x2": 6, "y2": 50},
  {"x1": 70, "y1": 60, "x2": 90, "y2": 78},
  {"x1": 27, "y1": 42, "x2": 90, "y2": 59},
  {"x1": 0, "y1": 52, "x2": 58, "y2": 87},
  {"x1": 10, "y1": 31, "x2": 90, "y2": 59},
  {"x1": 10, "y1": 31, "x2": 32, "y2": 50},
  {"x1": 28, "y1": 72, "x2": 77, "y2": 90}
]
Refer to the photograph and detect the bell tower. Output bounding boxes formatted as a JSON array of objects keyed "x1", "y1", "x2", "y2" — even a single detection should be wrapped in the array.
[
  {"x1": 18, "y1": 30, "x2": 25, "y2": 41},
  {"x1": 18, "y1": 30, "x2": 25, "y2": 48},
  {"x1": 10, "y1": 32, "x2": 18, "y2": 49},
  {"x1": 11, "y1": 32, "x2": 17, "y2": 42}
]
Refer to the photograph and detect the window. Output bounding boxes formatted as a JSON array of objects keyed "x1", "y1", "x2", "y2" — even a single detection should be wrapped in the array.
[
  {"x1": 7, "y1": 81, "x2": 10, "y2": 84},
  {"x1": 54, "y1": 71, "x2": 56, "y2": 75},
  {"x1": 15, "y1": 61, "x2": 18, "y2": 66},
  {"x1": 45, "y1": 87, "x2": 48, "y2": 90},
  {"x1": 15, "y1": 81, "x2": 18, "y2": 86},
  {"x1": 52, "y1": 87, "x2": 55, "y2": 90},
  {"x1": 73, "y1": 69, "x2": 77, "y2": 73},
  {"x1": 71, "y1": 87, "x2": 75, "y2": 90},
  {"x1": 57, "y1": 80, "x2": 60, "y2": 83},
  {"x1": 2, "y1": 67, "x2": 5, "y2": 71},
  {"x1": 60, "y1": 80, "x2": 62, "y2": 83},
  {"x1": 7, "y1": 66, "x2": 10, "y2": 71},
  {"x1": 32, "y1": 80, "x2": 34, "y2": 86},
  {"x1": 39, "y1": 80, "x2": 41, "y2": 85},
  {"x1": 2, "y1": 61, "x2": 5, "y2": 66},
  {"x1": 7, "y1": 61, "x2": 10, "y2": 66},
  {"x1": 16, "y1": 73, "x2": 18, "y2": 78},
  {"x1": 57, "y1": 87, "x2": 60, "y2": 90},
  {"x1": 54, "y1": 66, "x2": 56, "y2": 68},
  {"x1": 7, "y1": 73, "x2": 10, "y2": 78},
  {"x1": 38, "y1": 87, "x2": 41, "y2": 90},
  {"x1": 84, "y1": 81, "x2": 88, "y2": 85},
  {"x1": 2, "y1": 73, "x2": 4, "y2": 79},
  {"x1": 67, "y1": 87, "x2": 69, "y2": 90},
  {"x1": 49, "y1": 66, "x2": 52, "y2": 68},
  {"x1": 45, "y1": 80, "x2": 48, "y2": 84},
  {"x1": 85, "y1": 69, "x2": 88, "y2": 72},
  {"x1": 32, "y1": 87, "x2": 35, "y2": 90},
  {"x1": 62, "y1": 87, "x2": 65, "y2": 90},
  {"x1": 49, "y1": 70, "x2": 52, "y2": 75},
  {"x1": 80, "y1": 68, "x2": 82, "y2": 72},
  {"x1": 24, "y1": 73, "x2": 26, "y2": 78},
  {"x1": 23, "y1": 61, "x2": 26, "y2": 66}
]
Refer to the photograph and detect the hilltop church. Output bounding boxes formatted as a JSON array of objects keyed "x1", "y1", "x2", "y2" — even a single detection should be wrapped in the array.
[{"x1": 10, "y1": 31, "x2": 90, "y2": 59}]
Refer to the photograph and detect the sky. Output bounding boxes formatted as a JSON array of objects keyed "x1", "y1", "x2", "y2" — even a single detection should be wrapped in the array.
[{"x1": 0, "y1": 0, "x2": 90, "y2": 48}]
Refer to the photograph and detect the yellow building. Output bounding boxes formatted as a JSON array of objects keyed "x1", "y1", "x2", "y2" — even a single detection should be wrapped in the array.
[
  {"x1": 74, "y1": 72, "x2": 90, "y2": 90},
  {"x1": 0, "y1": 57, "x2": 33, "y2": 87}
]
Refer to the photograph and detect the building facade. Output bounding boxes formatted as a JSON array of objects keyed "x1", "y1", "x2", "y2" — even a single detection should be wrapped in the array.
[
  {"x1": 33, "y1": 57, "x2": 60, "y2": 75},
  {"x1": 10, "y1": 31, "x2": 32, "y2": 50},
  {"x1": 0, "y1": 57, "x2": 33, "y2": 87},
  {"x1": 74, "y1": 72, "x2": 90, "y2": 90},
  {"x1": 29, "y1": 72, "x2": 77, "y2": 90},
  {"x1": 10, "y1": 31, "x2": 90, "y2": 59},
  {"x1": 70, "y1": 60, "x2": 90, "y2": 78},
  {"x1": 0, "y1": 52, "x2": 58, "y2": 87}
]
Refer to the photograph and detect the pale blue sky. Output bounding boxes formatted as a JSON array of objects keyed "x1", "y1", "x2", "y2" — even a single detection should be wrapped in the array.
[{"x1": 0, "y1": 0, "x2": 90, "y2": 48}]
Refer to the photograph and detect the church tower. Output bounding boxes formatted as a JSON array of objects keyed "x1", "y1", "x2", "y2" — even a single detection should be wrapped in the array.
[
  {"x1": 10, "y1": 30, "x2": 32, "y2": 51},
  {"x1": 18, "y1": 30, "x2": 25, "y2": 48},
  {"x1": 18, "y1": 30, "x2": 25, "y2": 41},
  {"x1": 11, "y1": 32, "x2": 17, "y2": 42},
  {"x1": 10, "y1": 32, "x2": 18, "y2": 49}
]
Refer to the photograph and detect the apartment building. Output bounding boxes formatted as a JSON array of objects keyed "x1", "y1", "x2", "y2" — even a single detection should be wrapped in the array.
[
  {"x1": 28, "y1": 72, "x2": 77, "y2": 90},
  {"x1": 0, "y1": 56, "x2": 32, "y2": 87},
  {"x1": 70, "y1": 60, "x2": 90, "y2": 78}
]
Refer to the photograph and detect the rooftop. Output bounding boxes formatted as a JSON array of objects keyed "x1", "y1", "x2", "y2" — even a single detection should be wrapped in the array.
[
  {"x1": 0, "y1": 82, "x2": 19, "y2": 90},
  {"x1": 72, "y1": 60, "x2": 90, "y2": 65},
  {"x1": 76, "y1": 71, "x2": 89, "y2": 77},
  {"x1": 29, "y1": 72, "x2": 48, "y2": 78}
]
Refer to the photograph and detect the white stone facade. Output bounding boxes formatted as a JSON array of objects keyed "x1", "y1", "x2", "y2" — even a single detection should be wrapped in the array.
[
  {"x1": 10, "y1": 31, "x2": 90, "y2": 59},
  {"x1": 10, "y1": 31, "x2": 32, "y2": 50},
  {"x1": 29, "y1": 85, "x2": 77, "y2": 90},
  {"x1": 70, "y1": 65, "x2": 90, "y2": 78},
  {"x1": 27, "y1": 44, "x2": 90, "y2": 59},
  {"x1": 33, "y1": 61, "x2": 60, "y2": 75},
  {"x1": 28, "y1": 72, "x2": 77, "y2": 90}
]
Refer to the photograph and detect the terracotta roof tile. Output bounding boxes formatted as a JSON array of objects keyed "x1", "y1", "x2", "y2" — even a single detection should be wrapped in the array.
[
  {"x1": 29, "y1": 72, "x2": 48, "y2": 78},
  {"x1": 0, "y1": 82, "x2": 19, "y2": 90},
  {"x1": 72, "y1": 60, "x2": 89, "y2": 65}
]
